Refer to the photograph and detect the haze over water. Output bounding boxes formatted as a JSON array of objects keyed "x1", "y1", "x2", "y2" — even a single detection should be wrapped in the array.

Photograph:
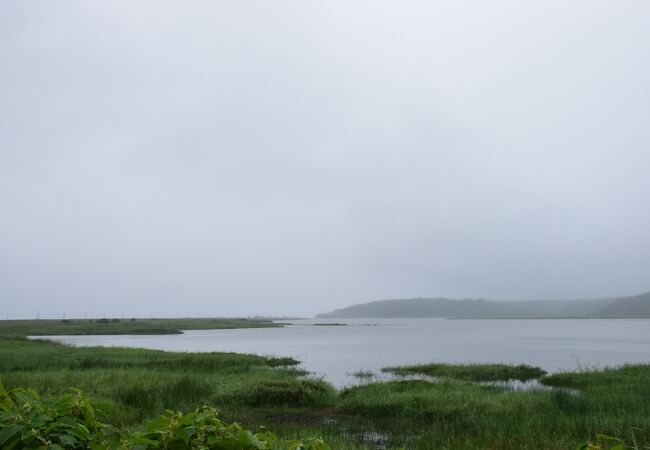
[{"x1": 34, "y1": 318, "x2": 650, "y2": 387}]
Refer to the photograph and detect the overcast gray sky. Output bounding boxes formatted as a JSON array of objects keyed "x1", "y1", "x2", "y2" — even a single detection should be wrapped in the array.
[{"x1": 1, "y1": 1, "x2": 649, "y2": 318}]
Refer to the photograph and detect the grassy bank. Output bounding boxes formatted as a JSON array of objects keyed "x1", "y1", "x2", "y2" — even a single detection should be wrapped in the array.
[
  {"x1": 0, "y1": 331, "x2": 648, "y2": 448},
  {"x1": 0, "y1": 317, "x2": 283, "y2": 336}
]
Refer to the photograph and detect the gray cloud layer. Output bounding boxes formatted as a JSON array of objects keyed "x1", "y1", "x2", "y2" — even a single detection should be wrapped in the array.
[{"x1": 1, "y1": 1, "x2": 649, "y2": 318}]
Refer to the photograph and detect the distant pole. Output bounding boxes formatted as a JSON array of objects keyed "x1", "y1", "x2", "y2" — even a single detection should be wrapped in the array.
[{"x1": 36, "y1": 311, "x2": 40, "y2": 320}]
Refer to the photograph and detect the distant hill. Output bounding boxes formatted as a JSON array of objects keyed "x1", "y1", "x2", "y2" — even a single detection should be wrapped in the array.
[
  {"x1": 316, "y1": 292, "x2": 650, "y2": 319},
  {"x1": 598, "y1": 292, "x2": 650, "y2": 317},
  {"x1": 316, "y1": 298, "x2": 509, "y2": 319}
]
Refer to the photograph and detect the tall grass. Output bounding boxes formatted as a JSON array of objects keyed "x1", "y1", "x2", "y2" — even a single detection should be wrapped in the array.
[
  {"x1": 0, "y1": 336, "x2": 305, "y2": 426},
  {"x1": 0, "y1": 336, "x2": 298, "y2": 373},
  {"x1": 226, "y1": 380, "x2": 337, "y2": 407},
  {"x1": 337, "y1": 369, "x2": 650, "y2": 449}
]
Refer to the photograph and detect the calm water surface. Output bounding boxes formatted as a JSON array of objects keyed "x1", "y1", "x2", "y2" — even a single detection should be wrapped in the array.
[{"x1": 33, "y1": 318, "x2": 650, "y2": 387}]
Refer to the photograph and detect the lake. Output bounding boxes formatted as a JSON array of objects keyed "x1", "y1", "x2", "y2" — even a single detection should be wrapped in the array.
[{"x1": 32, "y1": 318, "x2": 650, "y2": 387}]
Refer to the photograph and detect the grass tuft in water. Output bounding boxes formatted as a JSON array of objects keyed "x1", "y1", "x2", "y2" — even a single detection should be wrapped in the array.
[{"x1": 382, "y1": 362, "x2": 547, "y2": 381}]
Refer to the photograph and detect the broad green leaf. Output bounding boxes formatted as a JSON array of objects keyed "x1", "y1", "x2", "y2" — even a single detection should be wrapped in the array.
[
  {"x1": 0, "y1": 425, "x2": 21, "y2": 447},
  {"x1": 132, "y1": 435, "x2": 160, "y2": 445},
  {"x1": 59, "y1": 433, "x2": 77, "y2": 445},
  {"x1": 0, "y1": 382, "x2": 13, "y2": 410},
  {"x1": 596, "y1": 434, "x2": 616, "y2": 441}
]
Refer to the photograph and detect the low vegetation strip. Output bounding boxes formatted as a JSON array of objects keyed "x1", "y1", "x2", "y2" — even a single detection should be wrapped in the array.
[
  {"x1": 0, "y1": 336, "x2": 299, "y2": 375},
  {"x1": 382, "y1": 362, "x2": 547, "y2": 381},
  {"x1": 0, "y1": 318, "x2": 283, "y2": 336}
]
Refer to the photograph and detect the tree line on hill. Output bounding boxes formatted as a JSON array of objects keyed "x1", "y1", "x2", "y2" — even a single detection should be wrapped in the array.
[{"x1": 316, "y1": 292, "x2": 650, "y2": 319}]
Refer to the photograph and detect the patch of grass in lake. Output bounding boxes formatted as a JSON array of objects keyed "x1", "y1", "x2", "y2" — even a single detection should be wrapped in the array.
[
  {"x1": 541, "y1": 363, "x2": 650, "y2": 390},
  {"x1": 382, "y1": 362, "x2": 546, "y2": 381},
  {"x1": 351, "y1": 370, "x2": 374, "y2": 379}
]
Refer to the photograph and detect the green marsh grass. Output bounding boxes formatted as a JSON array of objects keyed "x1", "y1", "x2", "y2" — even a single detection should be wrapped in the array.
[{"x1": 1, "y1": 328, "x2": 648, "y2": 448}]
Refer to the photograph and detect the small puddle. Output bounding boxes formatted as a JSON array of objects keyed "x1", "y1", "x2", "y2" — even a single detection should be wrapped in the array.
[
  {"x1": 324, "y1": 418, "x2": 390, "y2": 449},
  {"x1": 483, "y1": 378, "x2": 550, "y2": 391},
  {"x1": 482, "y1": 378, "x2": 580, "y2": 395}
]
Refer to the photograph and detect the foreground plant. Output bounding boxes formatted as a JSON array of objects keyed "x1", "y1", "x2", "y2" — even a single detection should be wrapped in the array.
[
  {"x1": 0, "y1": 383, "x2": 329, "y2": 450},
  {"x1": 576, "y1": 433, "x2": 642, "y2": 450}
]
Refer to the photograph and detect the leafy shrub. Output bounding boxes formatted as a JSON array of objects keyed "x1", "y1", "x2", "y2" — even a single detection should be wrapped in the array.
[
  {"x1": 0, "y1": 384, "x2": 111, "y2": 449},
  {"x1": 0, "y1": 383, "x2": 329, "y2": 449},
  {"x1": 119, "y1": 407, "x2": 330, "y2": 450}
]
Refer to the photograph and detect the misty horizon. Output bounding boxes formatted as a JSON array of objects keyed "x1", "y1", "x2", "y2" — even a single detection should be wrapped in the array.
[
  {"x1": 2, "y1": 1, "x2": 650, "y2": 318},
  {"x1": 4, "y1": 291, "x2": 650, "y2": 322}
]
